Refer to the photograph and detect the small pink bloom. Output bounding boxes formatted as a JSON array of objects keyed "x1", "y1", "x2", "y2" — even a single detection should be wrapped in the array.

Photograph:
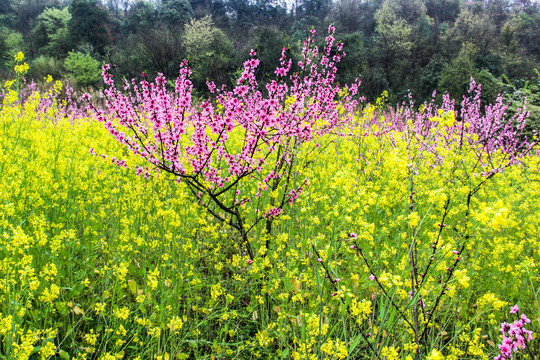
[
  {"x1": 510, "y1": 304, "x2": 519, "y2": 314},
  {"x1": 499, "y1": 343, "x2": 511, "y2": 356}
]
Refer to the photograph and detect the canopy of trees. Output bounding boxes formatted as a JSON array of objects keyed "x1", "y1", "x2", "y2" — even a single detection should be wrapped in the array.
[{"x1": 1, "y1": 0, "x2": 539, "y2": 104}]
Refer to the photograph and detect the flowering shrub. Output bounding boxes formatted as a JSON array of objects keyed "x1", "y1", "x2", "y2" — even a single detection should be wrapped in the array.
[
  {"x1": 85, "y1": 26, "x2": 360, "y2": 258},
  {"x1": 312, "y1": 77, "x2": 538, "y2": 359}
]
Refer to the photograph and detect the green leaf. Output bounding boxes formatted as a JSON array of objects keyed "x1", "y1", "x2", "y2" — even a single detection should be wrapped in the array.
[
  {"x1": 128, "y1": 279, "x2": 138, "y2": 296},
  {"x1": 59, "y1": 350, "x2": 70, "y2": 360}
]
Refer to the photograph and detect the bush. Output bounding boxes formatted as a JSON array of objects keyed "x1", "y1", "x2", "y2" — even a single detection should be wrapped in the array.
[
  {"x1": 64, "y1": 51, "x2": 101, "y2": 88},
  {"x1": 28, "y1": 55, "x2": 65, "y2": 82}
]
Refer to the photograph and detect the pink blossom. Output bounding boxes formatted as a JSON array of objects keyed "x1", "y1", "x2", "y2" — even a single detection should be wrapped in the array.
[{"x1": 494, "y1": 306, "x2": 534, "y2": 360}]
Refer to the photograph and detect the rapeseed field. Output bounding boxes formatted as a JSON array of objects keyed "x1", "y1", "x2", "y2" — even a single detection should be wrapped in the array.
[{"x1": 0, "y1": 49, "x2": 538, "y2": 360}]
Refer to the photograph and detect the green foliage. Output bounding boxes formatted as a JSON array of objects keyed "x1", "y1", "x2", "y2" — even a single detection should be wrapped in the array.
[
  {"x1": 129, "y1": 27, "x2": 184, "y2": 79},
  {"x1": 183, "y1": 16, "x2": 235, "y2": 91},
  {"x1": 447, "y1": 7, "x2": 496, "y2": 55},
  {"x1": 332, "y1": 0, "x2": 362, "y2": 33},
  {"x1": 298, "y1": 0, "x2": 331, "y2": 27},
  {"x1": 28, "y1": 55, "x2": 65, "y2": 81},
  {"x1": 243, "y1": 26, "x2": 291, "y2": 82},
  {"x1": 183, "y1": 15, "x2": 214, "y2": 56},
  {"x1": 474, "y1": 68, "x2": 502, "y2": 103},
  {"x1": 374, "y1": 1, "x2": 413, "y2": 56},
  {"x1": 513, "y1": 10, "x2": 540, "y2": 61},
  {"x1": 416, "y1": 54, "x2": 445, "y2": 100},
  {"x1": 1, "y1": 30, "x2": 25, "y2": 71},
  {"x1": 32, "y1": 7, "x2": 72, "y2": 58},
  {"x1": 0, "y1": 0, "x2": 539, "y2": 100},
  {"x1": 499, "y1": 22, "x2": 518, "y2": 54},
  {"x1": 0, "y1": 0, "x2": 10, "y2": 14},
  {"x1": 64, "y1": 51, "x2": 101, "y2": 88},
  {"x1": 502, "y1": 70, "x2": 540, "y2": 133},
  {"x1": 335, "y1": 32, "x2": 367, "y2": 85},
  {"x1": 424, "y1": 0, "x2": 460, "y2": 23},
  {"x1": 438, "y1": 42, "x2": 501, "y2": 104},
  {"x1": 69, "y1": 0, "x2": 111, "y2": 55},
  {"x1": 373, "y1": 0, "x2": 413, "y2": 91},
  {"x1": 125, "y1": 0, "x2": 155, "y2": 33},
  {"x1": 0, "y1": 28, "x2": 8, "y2": 69},
  {"x1": 474, "y1": 52, "x2": 502, "y2": 77},
  {"x1": 390, "y1": 0, "x2": 426, "y2": 25},
  {"x1": 157, "y1": 0, "x2": 193, "y2": 27}
]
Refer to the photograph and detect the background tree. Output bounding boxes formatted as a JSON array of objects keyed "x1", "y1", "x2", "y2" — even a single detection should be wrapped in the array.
[
  {"x1": 64, "y1": 50, "x2": 102, "y2": 87},
  {"x1": 438, "y1": 42, "x2": 501, "y2": 104},
  {"x1": 190, "y1": 0, "x2": 228, "y2": 28},
  {"x1": 69, "y1": 0, "x2": 112, "y2": 55},
  {"x1": 298, "y1": 0, "x2": 331, "y2": 27},
  {"x1": 446, "y1": 7, "x2": 496, "y2": 55},
  {"x1": 124, "y1": 0, "x2": 156, "y2": 34},
  {"x1": 331, "y1": 0, "x2": 360, "y2": 33},
  {"x1": 129, "y1": 26, "x2": 184, "y2": 78},
  {"x1": 242, "y1": 26, "x2": 292, "y2": 84},
  {"x1": 183, "y1": 15, "x2": 235, "y2": 91},
  {"x1": 0, "y1": 0, "x2": 538, "y2": 107},
  {"x1": 0, "y1": 0, "x2": 10, "y2": 13},
  {"x1": 373, "y1": 0, "x2": 413, "y2": 95},
  {"x1": 512, "y1": 9, "x2": 540, "y2": 61},
  {"x1": 31, "y1": 7, "x2": 72, "y2": 58},
  {"x1": 1, "y1": 30, "x2": 25, "y2": 71},
  {"x1": 425, "y1": 0, "x2": 460, "y2": 23},
  {"x1": 335, "y1": 32, "x2": 367, "y2": 85},
  {"x1": 157, "y1": 0, "x2": 193, "y2": 27},
  {"x1": 485, "y1": 0, "x2": 511, "y2": 28},
  {"x1": 9, "y1": 0, "x2": 50, "y2": 36}
]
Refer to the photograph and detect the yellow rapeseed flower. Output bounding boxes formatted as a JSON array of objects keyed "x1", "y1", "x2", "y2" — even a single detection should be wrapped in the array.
[
  {"x1": 14, "y1": 51, "x2": 24, "y2": 61},
  {"x1": 427, "y1": 348, "x2": 445, "y2": 360},
  {"x1": 14, "y1": 62, "x2": 29, "y2": 75},
  {"x1": 409, "y1": 212, "x2": 421, "y2": 228}
]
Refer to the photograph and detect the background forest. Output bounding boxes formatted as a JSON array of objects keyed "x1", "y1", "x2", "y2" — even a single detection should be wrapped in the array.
[{"x1": 1, "y1": 0, "x2": 539, "y2": 106}]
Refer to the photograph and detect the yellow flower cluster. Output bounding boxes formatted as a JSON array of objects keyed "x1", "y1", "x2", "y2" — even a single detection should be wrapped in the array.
[{"x1": 13, "y1": 52, "x2": 29, "y2": 75}]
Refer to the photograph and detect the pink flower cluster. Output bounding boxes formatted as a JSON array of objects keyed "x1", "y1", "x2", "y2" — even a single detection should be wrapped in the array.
[
  {"x1": 366, "y1": 80, "x2": 538, "y2": 176},
  {"x1": 1, "y1": 79, "x2": 87, "y2": 121},
  {"x1": 85, "y1": 26, "x2": 361, "y2": 236},
  {"x1": 494, "y1": 305, "x2": 534, "y2": 360}
]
